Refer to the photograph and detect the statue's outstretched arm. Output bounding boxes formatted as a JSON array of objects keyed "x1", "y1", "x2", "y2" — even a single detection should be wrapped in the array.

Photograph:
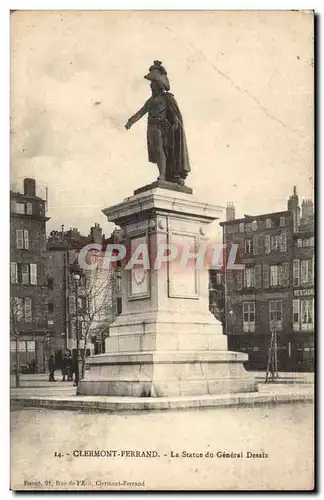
[{"x1": 125, "y1": 102, "x2": 148, "y2": 130}]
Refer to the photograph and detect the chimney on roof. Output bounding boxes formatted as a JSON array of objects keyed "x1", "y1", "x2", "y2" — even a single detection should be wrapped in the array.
[
  {"x1": 287, "y1": 186, "x2": 300, "y2": 232},
  {"x1": 301, "y1": 199, "x2": 314, "y2": 219},
  {"x1": 90, "y1": 223, "x2": 103, "y2": 245},
  {"x1": 226, "y1": 202, "x2": 235, "y2": 221},
  {"x1": 24, "y1": 178, "x2": 36, "y2": 197}
]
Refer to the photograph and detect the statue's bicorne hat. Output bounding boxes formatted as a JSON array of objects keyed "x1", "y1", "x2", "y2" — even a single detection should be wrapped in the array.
[{"x1": 144, "y1": 60, "x2": 170, "y2": 91}]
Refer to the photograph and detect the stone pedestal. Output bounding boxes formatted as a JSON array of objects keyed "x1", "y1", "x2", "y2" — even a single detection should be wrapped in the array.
[{"x1": 78, "y1": 185, "x2": 256, "y2": 397}]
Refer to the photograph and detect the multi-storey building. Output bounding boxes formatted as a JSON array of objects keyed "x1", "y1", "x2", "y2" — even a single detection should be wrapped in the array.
[
  {"x1": 219, "y1": 187, "x2": 314, "y2": 371},
  {"x1": 10, "y1": 178, "x2": 50, "y2": 373},
  {"x1": 291, "y1": 198, "x2": 314, "y2": 371}
]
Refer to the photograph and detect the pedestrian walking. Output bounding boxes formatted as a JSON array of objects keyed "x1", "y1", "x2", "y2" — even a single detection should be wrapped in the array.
[
  {"x1": 61, "y1": 353, "x2": 70, "y2": 381},
  {"x1": 67, "y1": 354, "x2": 73, "y2": 381},
  {"x1": 48, "y1": 354, "x2": 56, "y2": 382}
]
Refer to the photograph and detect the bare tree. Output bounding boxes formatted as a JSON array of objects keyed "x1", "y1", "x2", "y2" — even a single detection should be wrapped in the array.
[{"x1": 77, "y1": 260, "x2": 116, "y2": 378}]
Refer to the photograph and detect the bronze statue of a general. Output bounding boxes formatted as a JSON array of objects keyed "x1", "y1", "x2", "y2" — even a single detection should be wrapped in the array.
[{"x1": 125, "y1": 61, "x2": 191, "y2": 186}]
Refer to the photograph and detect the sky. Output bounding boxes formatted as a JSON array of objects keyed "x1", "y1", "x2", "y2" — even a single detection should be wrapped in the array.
[{"x1": 10, "y1": 10, "x2": 314, "y2": 238}]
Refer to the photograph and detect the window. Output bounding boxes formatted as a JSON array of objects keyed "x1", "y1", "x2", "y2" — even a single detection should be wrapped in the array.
[
  {"x1": 266, "y1": 218, "x2": 272, "y2": 229},
  {"x1": 15, "y1": 263, "x2": 37, "y2": 285},
  {"x1": 271, "y1": 235, "x2": 280, "y2": 251},
  {"x1": 279, "y1": 232, "x2": 287, "y2": 252},
  {"x1": 236, "y1": 270, "x2": 243, "y2": 291},
  {"x1": 12, "y1": 201, "x2": 33, "y2": 215},
  {"x1": 239, "y1": 222, "x2": 244, "y2": 233},
  {"x1": 270, "y1": 265, "x2": 278, "y2": 286},
  {"x1": 297, "y1": 239, "x2": 303, "y2": 248},
  {"x1": 293, "y1": 299, "x2": 314, "y2": 332},
  {"x1": 77, "y1": 297, "x2": 87, "y2": 311},
  {"x1": 16, "y1": 230, "x2": 29, "y2": 249},
  {"x1": 301, "y1": 259, "x2": 313, "y2": 285},
  {"x1": 280, "y1": 216, "x2": 286, "y2": 227},
  {"x1": 293, "y1": 259, "x2": 300, "y2": 287},
  {"x1": 265, "y1": 235, "x2": 271, "y2": 254},
  {"x1": 269, "y1": 263, "x2": 289, "y2": 287},
  {"x1": 269, "y1": 300, "x2": 283, "y2": 330},
  {"x1": 244, "y1": 267, "x2": 255, "y2": 288},
  {"x1": 309, "y1": 237, "x2": 315, "y2": 247},
  {"x1": 216, "y1": 274, "x2": 223, "y2": 285},
  {"x1": 48, "y1": 302, "x2": 54, "y2": 313},
  {"x1": 293, "y1": 299, "x2": 300, "y2": 331},
  {"x1": 245, "y1": 222, "x2": 253, "y2": 233},
  {"x1": 11, "y1": 297, "x2": 32, "y2": 323},
  {"x1": 69, "y1": 295, "x2": 76, "y2": 314},
  {"x1": 15, "y1": 202, "x2": 25, "y2": 214},
  {"x1": 21, "y1": 264, "x2": 30, "y2": 284},
  {"x1": 47, "y1": 278, "x2": 54, "y2": 290},
  {"x1": 11, "y1": 262, "x2": 18, "y2": 284},
  {"x1": 244, "y1": 239, "x2": 253, "y2": 255},
  {"x1": 16, "y1": 230, "x2": 24, "y2": 249},
  {"x1": 243, "y1": 302, "x2": 255, "y2": 332},
  {"x1": 252, "y1": 220, "x2": 258, "y2": 231},
  {"x1": 12, "y1": 297, "x2": 24, "y2": 321}
]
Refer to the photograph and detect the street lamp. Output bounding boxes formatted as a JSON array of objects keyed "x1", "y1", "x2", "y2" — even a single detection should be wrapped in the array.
[{"x1": 73, "y1": 273, "x2": 81, "y2": 386}]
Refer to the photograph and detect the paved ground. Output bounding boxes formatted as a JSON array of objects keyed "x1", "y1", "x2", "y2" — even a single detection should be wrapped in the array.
[
  {"x1": 10, "y1": 402, "x2": 314, "y2": 491},
  {"x1": 10, "y1": 372, "x2": 314, "y2": 412}
]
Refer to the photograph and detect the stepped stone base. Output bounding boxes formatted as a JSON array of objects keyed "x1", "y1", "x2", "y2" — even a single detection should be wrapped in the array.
[{"x1": 77, "y1": 350, "x2": 257, "y2": 397}]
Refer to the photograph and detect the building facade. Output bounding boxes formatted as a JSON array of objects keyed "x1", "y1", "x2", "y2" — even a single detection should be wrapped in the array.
[
  {"x1": 10, "y1": 178, "x2": 50, "y2": 373},
  {"x1": 219, "y1": 187, "x2": 314, "y2": 371}
]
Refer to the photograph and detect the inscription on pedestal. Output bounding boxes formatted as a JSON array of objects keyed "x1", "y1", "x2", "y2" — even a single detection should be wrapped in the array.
[{"x1": 168, "y1": 231, "x2": 199, "y2": 299}]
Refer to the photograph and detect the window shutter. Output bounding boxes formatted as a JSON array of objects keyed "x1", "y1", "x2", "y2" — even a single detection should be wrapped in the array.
[
  {"x1": 265, "y1": 235, "x2": 271, "y2": 254},
  {"x1": 26, "y1": 203, "x2": 33, "y2": 215},
  {"x1": 263, "y1": 264, "x2": 269, "y2": 289},
  {"x1": 10, "y1": 262, "x2": 18, "y2": 284},
  {"x1": 30, "y1": 264, "x2": 37, "y2": 285},
  {"x1": 312, "y1": 256, "x2": 314, "y2": 285},
  {"x1": 16, "y1": 230, "x2": 24, "y2": 249},
  {"x1": 255, "y1": 264, "x2": 262, "y2": 289},
  {"x1": 282, "y1": 262, "x2": 290, "y2": 287},
  {"x1": 253, "y1": 236, "x2": 258, "y2": 255},
  {"x1": 236, "y1": 270, "x2": 243, "y2": 291},
  {"x1": 280, "y1": 231, "x2": 287, "y2": 252},
  {"x1": 23, "y1": 230, "x2": 29, "y2": 249},
  {"x1": 24, "y1": 298, "x2": 32, "y2": 322},
  {"x1": 258, "y1": 235, "x2": 265, "y2": 255}
]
